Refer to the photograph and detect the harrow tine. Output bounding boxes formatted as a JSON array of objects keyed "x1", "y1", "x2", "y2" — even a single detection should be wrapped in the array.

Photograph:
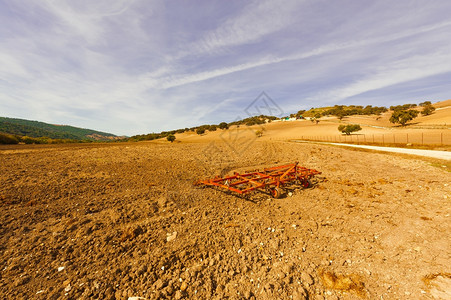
[{"x1": 194, "y1": 162, "x2": 321, "y2": 198}]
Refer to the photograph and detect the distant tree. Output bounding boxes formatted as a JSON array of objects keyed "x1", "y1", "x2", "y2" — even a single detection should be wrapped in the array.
[
  {"x1": 390, "y1": 104, "x2": 417, "y2": 111},
  {"x1": 209, "y1": 125, "x2": 217, "y2": 131},
  {"x1": 421, "y1": 104, "x2": 435, "y2": 116},
  {"x1": 166, "y1": 135, "x2": 176, "y2": 143},
  {"x1": 419, "y1": 101, "x2": 432, "y2": 107},
  {"x1": 336, "y1": 111, "x2": 346, "y2": 120},
  {"x1": 389, "y1": 110, "x2": 419, "y2": 126},
  {"x1": 255, "y1": 130, "x2": 263, "y2": 137},
  {"x1": 218, "y1": 122, "x2": 229, "y2": 129},
  {"x1": 296, "y1": 110, "x2": 306, "y2": 118},
  {"x1": 338, "y1": 124, "x2": 362, "y2": 135},
  {"x1": 0, "y1": 133, "x2": 19, "y2": 144},
  {"x1": 196, "y1": 128, "x2": 205, "y2": 135}
]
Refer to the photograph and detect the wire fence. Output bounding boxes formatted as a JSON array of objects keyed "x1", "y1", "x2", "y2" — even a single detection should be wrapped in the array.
[{"x1": 299, "y1": 132, "x2": 451, "y2": 146}]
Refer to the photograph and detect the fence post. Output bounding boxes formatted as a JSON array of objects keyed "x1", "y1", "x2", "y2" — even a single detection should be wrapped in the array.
[
  {"x1": 382, "y1": 134, "x2": 384, "y2": 145},
  {"x1": 422, "y1": 132, "x2": 424, "y2": 145},
  {"x1": 407, "y1": 133, "x2": 408, "y2": 144},
  {"x1": 441, "y1": 133, "x2": 443, "y2": 145},
  {"x1": 373, "y1": 134, "x2": 375, "y2": 143},
  {"x1": 393, "y1": 134, "x2": 395, "y2": 144}
]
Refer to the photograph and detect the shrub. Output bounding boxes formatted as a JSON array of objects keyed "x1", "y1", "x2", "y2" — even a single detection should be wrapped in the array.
[
  {"x1": 166, "y1": 135, "x2": 176, "y2": 143},
  {"x1": 196, "y1": 128, "x2": 205, "y2": 135},
  {"x1": 421, "y1": 105, "x2": 435, "y2": 116},
  {"x1": 0, "y1": 133, "x2": 19, "y2": 144},
  {"x1": 218, "y1": 122, "x2": 229, "y2": 129},
  {"x1": 389, "y1": 110, "x2": 419, "y2": 126},
  {"x1": 338, "y1": 124, "x2": 362, "y2": 135}
]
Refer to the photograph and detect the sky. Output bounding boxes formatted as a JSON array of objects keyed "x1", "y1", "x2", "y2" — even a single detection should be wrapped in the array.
[{"x1": 1, "y1": 0, "x2": 451, "y2": 136}]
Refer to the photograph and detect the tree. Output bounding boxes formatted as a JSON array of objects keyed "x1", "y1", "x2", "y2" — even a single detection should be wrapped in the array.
[
  {"x1": 166, "y1": 135, "x2": 176, "y2": 143},
  {"x1": 196, "y1": 128, "x2": 205, "y2": 135},
  {"x1": 421, "y1": 104, "x2": 435, "y2": 116},
  {"x1": 209, "y1": 125, "x2": 217, "y2": 131},
  {"x1": 218, "y1": 122, "x2": 229, "y2": 129},
  {"x1": 389, "y1": 110, "x2": 419, "y2": 126},
  {"x1": 338, "y1": 124, "x2": 362, "y2": 135},
  {"x1": 336, "y1": 111, "x2": 346, "y2": 120},
  {"x1": 255, "y1": 130, "x2": 263, "y2": 137},
  {"x1": 295, "y1": 110, "x2": 306, "y2": 118},
  {"x1": 0, "y1": 133, "x2": 19, "y2": 144},
  {"x1": 419, "y1": 101, "x2": 432, "y2": 107}
]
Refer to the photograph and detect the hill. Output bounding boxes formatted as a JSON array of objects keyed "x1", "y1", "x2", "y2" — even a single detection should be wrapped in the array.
[{"x1": 0, "y1": 117, "x2": 119, "y2": 142}]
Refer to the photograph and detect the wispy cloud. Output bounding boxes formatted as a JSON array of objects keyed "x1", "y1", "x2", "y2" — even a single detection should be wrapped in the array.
[
  {"x1": 193, "y1": 0, "x2": 302, "y2": 54},
  {"x1": 1, "y1": 0, "x2": 451, "y2": 135}
]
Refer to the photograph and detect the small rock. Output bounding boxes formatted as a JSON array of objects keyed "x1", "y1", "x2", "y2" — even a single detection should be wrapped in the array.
[
  {"x1": 292, "y1": 286, "x2": 308, "y2": 300},
  {"x1": 174, "y1": 290, "x2": 184, "y2": 300},
  {"x1": 288, "y1": 192, "x2": 293, "y2": 197},
  {"x1": 301, "y1": 272, "x2": 314, "y2": 285},
  {"x1": 180, "y1": 281, "x2": 188, "y2": 291},
  {"x1": 154, "y1": 278, "x2": 166, "y2": 289},
  {"x1": 64, "y1": 284, "x2": 72, "y2": 292},
  {"x1": 243, "y1": 289, "x2": 252, "y2": 299},
  {"x1": 167, "y1": 231, "x2": 178, "y2": 242},
  {"x1": 58, "y1": 266, "x2": 65, "y2": 272}
]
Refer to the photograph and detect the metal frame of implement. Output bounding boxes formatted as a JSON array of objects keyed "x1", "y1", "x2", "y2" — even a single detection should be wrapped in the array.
[{"x1": 194, "y1": 162, "x2": 321, "y2": 198}]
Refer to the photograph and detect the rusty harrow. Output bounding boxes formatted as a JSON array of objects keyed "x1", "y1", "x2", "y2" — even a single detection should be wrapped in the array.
[{"x1": 194, "y1": 162, "x2": 321, "y2": 198}]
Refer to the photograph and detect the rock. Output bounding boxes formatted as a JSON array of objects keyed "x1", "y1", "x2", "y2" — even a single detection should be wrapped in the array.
[
  {"x1": 292, "y1": 286, "x2": 308, "y2": 300},
  {"x1": 301, "y1": 272, "x2": 314, "y2": 285},
  {"x1": 14, "y1": 275, "x2": 30, "y2": 287},
  {"x1": 180, "y1": 281, "x2": 188, "y2": 291},
  {"x1": 209, "y1": 258, "x2": 215, "y2": 266},
  {"x1": 174, "y1": 290, "x2": 184, "y2": 299},
  {"x1": 167, "y1": 231, "x2": 178, "y2": 242},
  {"x1": 154, "y1": 278, "x2": 167, "y2": 289},
  {"x1": 158, "y1": 196, "x2": 169, "y2": 207},
  {"x1": 243, "y1": 289, "x2": 252, "y2": 299}
]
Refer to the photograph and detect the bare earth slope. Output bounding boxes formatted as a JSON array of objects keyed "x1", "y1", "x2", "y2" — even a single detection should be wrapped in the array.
[{"x1": 0, "y1": 141, "x2": 450, "y2": 299}]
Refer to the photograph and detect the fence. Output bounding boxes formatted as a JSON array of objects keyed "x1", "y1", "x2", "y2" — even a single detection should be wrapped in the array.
[{"x1": 298, "y1": 132, "x2": 451, "y2": 146}]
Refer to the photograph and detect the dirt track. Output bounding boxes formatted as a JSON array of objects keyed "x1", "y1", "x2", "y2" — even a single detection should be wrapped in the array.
[
  {"x1": 293, "y1": 141, "x2": 451, "y2": 160},
  {"x1": 0, "y1": 141, "x2": 450, "y2": 299}
]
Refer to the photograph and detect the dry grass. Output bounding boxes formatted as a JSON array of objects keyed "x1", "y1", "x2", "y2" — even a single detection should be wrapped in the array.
[{"x1": 319, "y1": 269, "x2": 366, "y2": 297}]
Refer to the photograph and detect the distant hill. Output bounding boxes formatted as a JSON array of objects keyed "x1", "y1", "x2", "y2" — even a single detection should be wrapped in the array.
[{"x1": 0, "y1": 117, "x2": 119, "y2": 141}]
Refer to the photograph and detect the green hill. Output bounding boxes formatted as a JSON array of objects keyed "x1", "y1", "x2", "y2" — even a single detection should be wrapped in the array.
[{"x1": 0, "y1": 117, "x2": 118, "y2": 141}]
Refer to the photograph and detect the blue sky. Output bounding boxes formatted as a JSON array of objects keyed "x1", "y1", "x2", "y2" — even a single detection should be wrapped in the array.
[{"x1": 1, "y1": 0, "x2": 450, "y2": 136}]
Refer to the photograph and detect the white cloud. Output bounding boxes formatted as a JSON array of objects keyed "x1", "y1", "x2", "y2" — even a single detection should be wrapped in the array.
[
  {"x1": 191, "y1": 0, "x2": 302, "y2": 54},
  {"x1": 317, "y1": 51, "x2": 451, "y2": 102}
]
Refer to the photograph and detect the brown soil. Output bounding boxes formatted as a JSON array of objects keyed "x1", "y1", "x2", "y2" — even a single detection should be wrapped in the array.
[{"x1": 0, "y1": 141, "x2": 450, "y2": 299}]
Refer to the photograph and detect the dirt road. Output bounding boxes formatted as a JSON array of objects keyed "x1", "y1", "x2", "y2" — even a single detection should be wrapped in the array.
[
  {"x1": 0, "y1": 141, "x2": 450, "y2": 299},
  {"x1": 293, "y1": 140, "x2": 451, "y2": 160}
]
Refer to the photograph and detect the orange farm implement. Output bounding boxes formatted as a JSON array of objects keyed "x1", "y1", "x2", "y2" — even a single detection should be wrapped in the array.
[{"x1": 194, "y1": 162, "x2": 321, "y2": 198}]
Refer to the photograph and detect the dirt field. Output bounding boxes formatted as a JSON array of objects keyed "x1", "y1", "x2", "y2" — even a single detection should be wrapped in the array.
[{"x1": 1, "y1": 140, "x2": 450, "y2": 299}]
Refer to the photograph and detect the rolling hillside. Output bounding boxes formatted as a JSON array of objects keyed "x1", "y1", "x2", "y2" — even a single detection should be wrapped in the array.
[{"x1": 0, "y1": 117, "x2": 119, "y2": 141}]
